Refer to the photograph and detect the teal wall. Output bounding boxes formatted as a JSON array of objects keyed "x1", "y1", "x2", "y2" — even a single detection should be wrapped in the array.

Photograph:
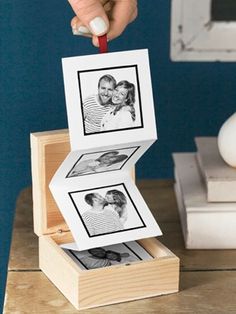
[{"x1": 1, "y1": 0, "x2": 235, "y2": 309}]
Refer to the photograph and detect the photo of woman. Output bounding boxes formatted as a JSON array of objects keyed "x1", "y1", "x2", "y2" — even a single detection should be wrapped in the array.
[
  {"x1": 101, "y1": 80, "x2": 136, "y2": 131},
  {"x1": 70, "y1": 246, "x2": 139, "y2": 270},
  {"x1": 61, "y1": 241, "x2": 154, "y2": 271},
  {"x1": 105, "y1": 189, "x2": 128, "y2": 225},
  {"x1": 68, "y1": 183, "x2": 145, "y2": 238}
]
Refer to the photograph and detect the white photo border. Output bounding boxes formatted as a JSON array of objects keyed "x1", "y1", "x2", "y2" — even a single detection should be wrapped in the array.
[
  {"x1": 68, "y1": 183, "x2": 146, "y2": 238},
  {"x1": 50, "y1": 172, "x2": 162, "y2": 250},
  {"x1": 78, "y1": 64, "x2": 144, "y2": 135},
  {"x1": 62, "y1": 49, "x2": 157, "y2": 151}
]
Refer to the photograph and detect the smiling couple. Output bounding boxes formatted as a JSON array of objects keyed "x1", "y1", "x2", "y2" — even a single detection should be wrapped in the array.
[{"x1": 83, "y1": 75, "x2": 136, "y2": 134}]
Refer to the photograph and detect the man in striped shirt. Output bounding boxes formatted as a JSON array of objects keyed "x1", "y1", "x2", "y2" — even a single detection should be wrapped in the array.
[
  {"x1": 82, "y1": 193, "x2": 124, "y2": 236},
  {"x1": 83, "y1": 74, "x2": 116, "y2": 134}
]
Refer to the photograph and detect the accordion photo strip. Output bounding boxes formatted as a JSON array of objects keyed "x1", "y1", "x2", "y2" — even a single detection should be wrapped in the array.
[{"x1": 50, "y1": 49, "x2": 162, "y2": 251}]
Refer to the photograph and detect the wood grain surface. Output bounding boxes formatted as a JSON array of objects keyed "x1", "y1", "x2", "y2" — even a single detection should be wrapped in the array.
[
  {"x1": 5, "y1": 271, "x2": 236, "y2": 314},
  {"x1": 5, "y1": 180, "x2": 236, "y2": 313}
]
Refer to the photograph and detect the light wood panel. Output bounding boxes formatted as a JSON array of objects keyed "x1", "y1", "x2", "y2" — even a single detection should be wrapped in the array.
[
  {"x1": 38, "y1": 234, "x2": 178, "y2": 310},
  {"x1": 5, "y1": 271, "x2": 236, "y2": 313},
  {"x1": 8, "y1": 227, "x2": 38, "y2": 270},
  {"x1": 31, "y1": 129, "x2": 70, "y2": 236}
]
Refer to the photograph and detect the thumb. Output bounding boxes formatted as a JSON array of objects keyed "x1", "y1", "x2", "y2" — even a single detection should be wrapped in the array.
[{"x1": 68, "y1": 0, "x2": 109, "y2": 36}]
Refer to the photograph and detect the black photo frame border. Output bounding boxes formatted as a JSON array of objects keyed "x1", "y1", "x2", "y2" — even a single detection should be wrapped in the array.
[
  {"x1": 65, "y1": 146, "x2": 140, "y2": 178},
  {"x1": 67, "y1": 242, "x2": 143, "y2": 270},
  {"x1": 77, "y1": 65, "x2": 144, "y2": 136},
  {"x1": 68, "y1": 183, "x2": 146, "y2": 238}
]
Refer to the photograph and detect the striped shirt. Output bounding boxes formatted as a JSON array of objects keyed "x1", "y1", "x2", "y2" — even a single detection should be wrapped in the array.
[
  {"x1": 83, "y1": 95, "x2": 111, "y2": 134},
  {"x1": 82, "y1": 208, "x2": 124, "y2": 236}
]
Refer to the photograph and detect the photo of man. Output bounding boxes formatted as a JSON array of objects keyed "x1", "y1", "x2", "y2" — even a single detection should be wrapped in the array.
[
  {"x1": 82, "y1": 193, "x2": 124, "y2": 236},
  {"x1": 83, "y1": 74, "x2": 116, "y2": 134},
  {"x1": 68, "y1": 183, "x2": 146, "y2": 239},
  {"x1": 61, "y1": 241, "x2": 153, "y2": 271},
  {"x1": 68, "y1": 245, "x2": 140, "y2": 270},
  {"x1": 67, "y1": 150, "x2": 131, "y2": 177}
]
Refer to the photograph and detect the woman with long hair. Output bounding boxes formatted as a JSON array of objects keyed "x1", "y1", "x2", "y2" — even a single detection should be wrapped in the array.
[
  {"x1": 101, "y1": 80, "x2": 136, "y2": 131},
  {"x1": 105, "y1": 189, "x2": 128, "y2": 225}
]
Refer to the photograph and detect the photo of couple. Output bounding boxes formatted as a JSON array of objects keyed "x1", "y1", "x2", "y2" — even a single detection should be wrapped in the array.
[
  {"x1": 66, "y1": 146, "x2": 139, "y2": 178},
  {"x1": 68, "y1": 184, "x2": 145, "y2": 238},
  {"x1": 79, "y1": 66, "x2": 143, "y2": 135},
  {"x1": 82, "y1": 190, "x2": 128, "y2": 236},
  {"x1": 66, "y1": 243, "x2": 142, "y2": 270}
]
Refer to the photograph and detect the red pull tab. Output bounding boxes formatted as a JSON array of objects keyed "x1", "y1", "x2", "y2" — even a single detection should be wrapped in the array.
[{"x1": 98, "y1": 35, "x2": 108, "y2": 53}]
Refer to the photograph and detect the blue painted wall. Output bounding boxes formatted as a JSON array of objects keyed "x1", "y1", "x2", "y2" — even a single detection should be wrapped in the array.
[{"x1": 1, "y1": 0, "x2": 235, "y2": 309}]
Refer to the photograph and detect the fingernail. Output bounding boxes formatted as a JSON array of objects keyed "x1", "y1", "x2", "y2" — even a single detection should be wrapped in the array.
[
  {"x1": 72, "y1": 24, "x2": 79, "y2": 35},
  {"x1": 78, "y1": 25, "x2": 91, "y2": 34},
  {"x1": 72, "y1": 28, "x2": 80, "y2": 35},
  {"x1": 72, "y1": 25, "x2": 92, "y2": 36},
  {"x1": 89, "y1": 17, "x2": 108, "y2": 36}
]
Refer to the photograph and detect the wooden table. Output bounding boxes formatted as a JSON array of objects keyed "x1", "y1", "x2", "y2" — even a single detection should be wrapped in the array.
[{"x1": 4, "y1": 180, "x2": 236, "y2": 313}]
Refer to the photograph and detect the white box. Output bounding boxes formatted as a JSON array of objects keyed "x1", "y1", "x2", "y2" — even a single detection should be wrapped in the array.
[
  {"x1": 173, "y1": 153, "x2": 236, "y2": 249},
  {"x1": 195, "y1": 137, "x2": 236, "y2": 202}
]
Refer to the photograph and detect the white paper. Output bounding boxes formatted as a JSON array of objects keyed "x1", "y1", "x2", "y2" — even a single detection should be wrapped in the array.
[
  {"x1": 50, "y1": 49, "x2": 162, "y2": 251},
  {"x1": 62, "y1": 49, "x2": 157, "y2": 150}
]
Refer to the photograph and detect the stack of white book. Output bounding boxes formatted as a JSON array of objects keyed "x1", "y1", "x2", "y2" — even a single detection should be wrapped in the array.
[{"x1": 173, "y1": 137, "x2": 236, "y2": 249}]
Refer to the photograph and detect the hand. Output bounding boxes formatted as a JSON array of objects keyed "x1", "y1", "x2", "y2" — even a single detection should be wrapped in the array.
[{"x1": 68, "y1": 0, "x2": 137, "y2": 46}]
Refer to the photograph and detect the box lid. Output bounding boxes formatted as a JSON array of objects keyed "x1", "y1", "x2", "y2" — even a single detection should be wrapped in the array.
[
  {"x1": 31, "y1": 129, "x2": 71, "y2": 236},
  {"x1": 31, "y1": 128, "x2": 136, "y2": 237}
]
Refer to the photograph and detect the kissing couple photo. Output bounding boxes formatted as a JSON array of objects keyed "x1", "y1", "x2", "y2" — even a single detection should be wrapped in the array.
[
  {"x1": 82, "y1": 73, "x2": 141, "y2": 134},
  {"x1": 81, "y1": 189, "x2": 128, "y2": 236},
  {"x1": 67, "y1": 150, "x2": 129, "y2": 177}
]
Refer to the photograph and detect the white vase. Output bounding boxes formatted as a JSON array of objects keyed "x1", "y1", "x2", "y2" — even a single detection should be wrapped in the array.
[{"x1": 218, "y1": 112, "x2": 236, "y2": 168}]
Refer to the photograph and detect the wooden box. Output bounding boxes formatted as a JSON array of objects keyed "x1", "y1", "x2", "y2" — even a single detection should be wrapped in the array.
[{"x1": 30, "y1": 129, "x2": 179, "y2": 310}]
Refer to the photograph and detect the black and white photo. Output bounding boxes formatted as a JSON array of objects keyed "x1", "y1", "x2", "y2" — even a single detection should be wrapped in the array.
[
  {"x1": 66, "y1": 146, "x2": 139, "y2": 177},
  {"x1": 62, "y1": 50, "x2": 157, "y2": 150},
  {"x1": 68, "y1": 184, "x2": 146, "y2": 237},
  {"x1": 51, "y1": 50, "x2": 160, "y2": 250},
  {"x1": 61, "y1": 241, "x2": 153, "y2": 270},
  {"x1": 78, "y1": 65, "x2": 143, "y2": 135},
  {"x1": 50, "y1": 175, "x2": 162, "y2": 250}
]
